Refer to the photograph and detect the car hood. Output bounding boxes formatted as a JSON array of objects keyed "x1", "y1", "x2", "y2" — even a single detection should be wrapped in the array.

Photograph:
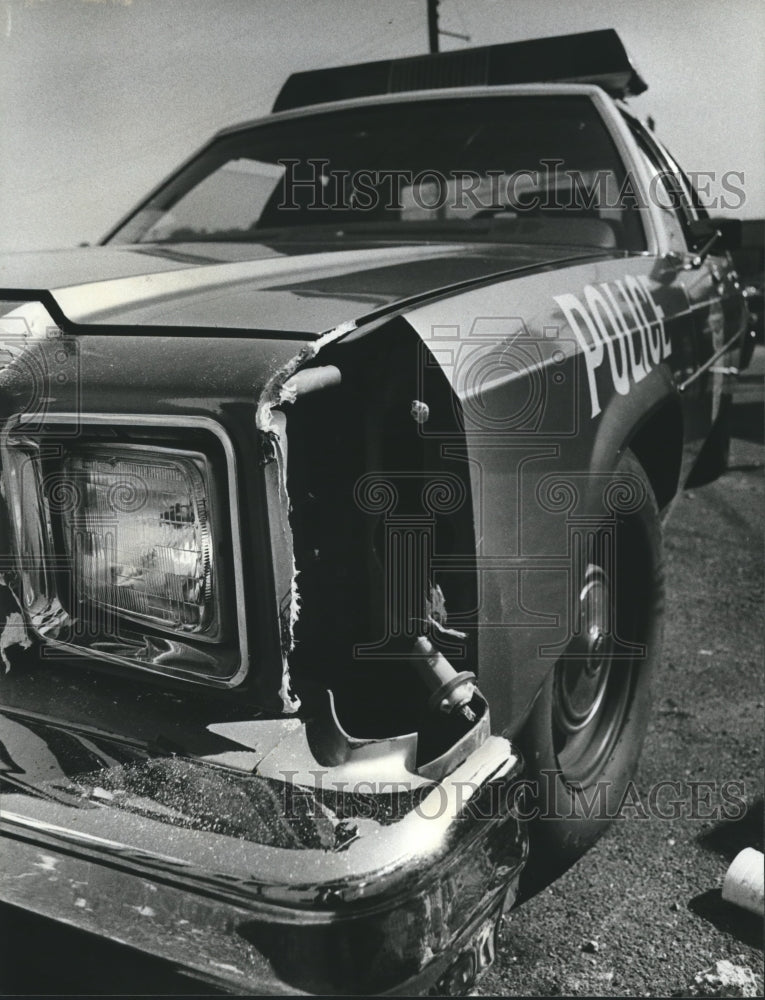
[{"x1": 0, "y1": 240, "x2": 603, "y2": 335}]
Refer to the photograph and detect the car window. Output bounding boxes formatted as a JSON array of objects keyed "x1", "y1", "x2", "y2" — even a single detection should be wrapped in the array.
[
  {"x1": 630, "y1": 138, "x2": 688, "y2": 253},
  {"x1": 621, "y1": 112, "x2": 711, "y2": 251},
  {"x1": 111, "y1": 96, "x2": 647, "y2": 252},
  {"x1": 138, "y1": 159, "x2": 287, "y2": 244},
  {"x1": 652, "y1": 137, "x2": 711, "y2": 220}
]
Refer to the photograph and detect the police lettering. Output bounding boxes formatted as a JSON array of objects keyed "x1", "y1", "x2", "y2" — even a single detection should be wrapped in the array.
[{"x1": 554, "y1": 276, "x2": 669, "y2": 418}]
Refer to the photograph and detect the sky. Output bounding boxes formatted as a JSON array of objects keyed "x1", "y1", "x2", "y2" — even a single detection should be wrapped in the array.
[{"x1": 1, "y1": 0, "x2": 763, "y2": 251}]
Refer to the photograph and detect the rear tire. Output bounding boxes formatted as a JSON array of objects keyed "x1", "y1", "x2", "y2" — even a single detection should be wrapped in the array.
[{"x1": 518, "y1": 450, "x2": 664, "y2": 893}]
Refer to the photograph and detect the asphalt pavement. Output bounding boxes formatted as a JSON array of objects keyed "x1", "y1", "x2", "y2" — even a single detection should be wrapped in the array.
[{"x1": 479, "y1": 352, "x2": 764, "y2": 997}]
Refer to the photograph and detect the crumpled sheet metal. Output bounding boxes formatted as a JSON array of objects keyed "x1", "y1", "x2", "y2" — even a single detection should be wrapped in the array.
[{"x1": 255, "y1": 320, "x2": 355, "y2": 714}]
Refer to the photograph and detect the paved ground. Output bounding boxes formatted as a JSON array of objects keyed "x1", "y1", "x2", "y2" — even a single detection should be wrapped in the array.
[{"x1": 479, "y1": 355, "x2": 764, "y2": 997}]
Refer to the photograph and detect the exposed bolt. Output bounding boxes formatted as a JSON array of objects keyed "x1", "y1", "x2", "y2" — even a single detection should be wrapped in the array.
[{"x1": 410, "y1": 399, "x2": 430, "y2": 423}]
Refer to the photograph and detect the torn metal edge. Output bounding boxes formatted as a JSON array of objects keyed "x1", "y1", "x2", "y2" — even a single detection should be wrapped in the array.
[
  {"x1": 255, "y1": 320, "x2": 356, "y2": 714},
  {"x1": 255, "y1": 320, "x2": 356, "y2": 439}
]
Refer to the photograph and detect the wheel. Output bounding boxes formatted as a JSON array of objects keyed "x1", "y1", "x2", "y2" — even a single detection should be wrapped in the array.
[{"x1": 518, "y1": 450, "x2": 664, "y2": 893}]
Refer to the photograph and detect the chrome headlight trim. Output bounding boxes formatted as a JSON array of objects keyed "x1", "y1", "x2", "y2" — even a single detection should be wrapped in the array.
[{"x1": 0, "y1": 412, "x2": 249, "y2": 688}]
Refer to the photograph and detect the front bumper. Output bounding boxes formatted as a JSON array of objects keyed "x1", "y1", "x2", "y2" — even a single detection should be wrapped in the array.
[{"x1": 0, "y1": 710, "x2": 526, "y2": 996}]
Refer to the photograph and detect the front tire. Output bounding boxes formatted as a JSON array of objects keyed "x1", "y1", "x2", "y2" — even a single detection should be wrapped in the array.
[{"x1": 518, "y1": 450, "x2": 664, "y2": 890}]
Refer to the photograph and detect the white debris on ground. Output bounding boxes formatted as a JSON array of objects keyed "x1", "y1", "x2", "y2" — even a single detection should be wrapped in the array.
[
  {"x1": 722, "y1": 848, "x2": 765, "y2": 917},
  {"x1": 688, "y1": 960, "x2": 759, "y2": 997}
]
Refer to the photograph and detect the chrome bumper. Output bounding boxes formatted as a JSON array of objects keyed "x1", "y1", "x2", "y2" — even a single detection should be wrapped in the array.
[{"x1": 0, "y1": 722, "x2": 526, "y2": 995}]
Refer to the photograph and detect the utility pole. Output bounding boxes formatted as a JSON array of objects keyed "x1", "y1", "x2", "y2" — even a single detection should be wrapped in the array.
[
  {"x1": 427, "y1": 0, "x2": 439, "y2": 53},
  {"x1": 427, "y1": 1, "x2": 470, "y2": 53}
]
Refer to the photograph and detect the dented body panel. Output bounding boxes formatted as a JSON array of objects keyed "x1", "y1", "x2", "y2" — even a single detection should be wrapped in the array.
[{"x1": 0, "y1": 51, "x2": 754, "y2": 995}]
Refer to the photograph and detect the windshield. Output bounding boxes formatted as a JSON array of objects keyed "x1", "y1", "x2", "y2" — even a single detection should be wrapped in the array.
[{"x1": 109, "y1": 96, "x2": 646, "y2": 251}]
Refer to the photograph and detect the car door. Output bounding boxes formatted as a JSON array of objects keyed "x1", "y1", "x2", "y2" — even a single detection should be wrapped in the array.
[
  {"x1": 624, "y1": 115, "x2": 743, "y2": 454},
  {"x1": 650, "y1": 130, "x2": 749, "y2": 430}
]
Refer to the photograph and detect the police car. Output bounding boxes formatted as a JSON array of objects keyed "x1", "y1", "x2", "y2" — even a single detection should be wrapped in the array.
[{"x1": 0, "y1": 28, "x2": 754, "y2": 996}]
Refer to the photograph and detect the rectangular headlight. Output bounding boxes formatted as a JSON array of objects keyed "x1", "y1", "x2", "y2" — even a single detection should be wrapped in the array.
[{"x1": 59, "y1": 446, "x2": 216, "y2": 635}]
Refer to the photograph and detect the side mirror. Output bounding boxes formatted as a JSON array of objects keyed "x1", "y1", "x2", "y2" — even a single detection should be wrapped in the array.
[
  {"x1": 706, "y1": 217, "x2": 742, "y2": 252},
  {"x1": 684, "y1": 218, "x2": 721, "y2": 267}
]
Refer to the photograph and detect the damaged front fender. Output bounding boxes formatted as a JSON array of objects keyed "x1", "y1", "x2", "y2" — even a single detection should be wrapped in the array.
[{"x1": 254, "y1": 314, "x2": 481, "y2": 755}]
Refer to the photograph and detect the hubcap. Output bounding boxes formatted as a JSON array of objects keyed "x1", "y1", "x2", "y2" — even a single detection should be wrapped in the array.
[
  {"x1": 552, "y1": 558, "x2": 634, "y2": 787},
  {"x1": 553, "y1": 565, "x2": 612, "y2": 735}
]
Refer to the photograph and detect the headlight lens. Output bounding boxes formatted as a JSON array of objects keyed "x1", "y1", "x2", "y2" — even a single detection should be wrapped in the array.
[{"x1": 58, "y1": 447, "x2": 215, "y2": 634}]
